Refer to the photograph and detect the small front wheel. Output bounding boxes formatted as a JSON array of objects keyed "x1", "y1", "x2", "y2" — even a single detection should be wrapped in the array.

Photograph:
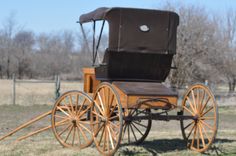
[{"x1": 51, "y1": 90, "x2": 93, "y2": 149}]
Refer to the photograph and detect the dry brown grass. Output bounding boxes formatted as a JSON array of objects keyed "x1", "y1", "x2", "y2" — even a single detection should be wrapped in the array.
[
  {"x1": 0, "y1": 80, "x2": 236, "y2": 155},
  {"x1": 0, "y1": 105, "x2": 235, "y2": 156},
  {"x1": 0, "y1": 80, "x2": 83, "y2": 105}
]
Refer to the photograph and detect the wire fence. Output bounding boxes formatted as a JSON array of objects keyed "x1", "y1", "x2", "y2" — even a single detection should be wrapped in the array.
[
  {"x1": 0, "y1": 75, "x2": 235, "y2": 106},
  {"x1": 0, "y1": 75, "x2": 83, "y2": 106}
]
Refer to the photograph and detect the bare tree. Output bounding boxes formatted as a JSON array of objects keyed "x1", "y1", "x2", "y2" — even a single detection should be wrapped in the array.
[
  {"x1": 13, "y1": 30, "x2": 35, "y2": 79},
  {"x1": 1, "y1": 12, "x2": 19, "y2": 79}
]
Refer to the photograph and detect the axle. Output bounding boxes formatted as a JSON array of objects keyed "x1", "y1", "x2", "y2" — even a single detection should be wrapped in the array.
[{"x1": 124, "y1": 112, "x2": 196, "y2": 122}]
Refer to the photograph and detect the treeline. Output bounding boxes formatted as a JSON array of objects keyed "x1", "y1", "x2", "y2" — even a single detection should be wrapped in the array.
[
  {"x1": 0, "y1": 4, "x2": 236, "y2": 92},
  {"x1": 0, "y1": 16, "x2": 93, "y2": 80},
  {"x1": 165, "y1": 4, "x2": 236, "y2": 92}
]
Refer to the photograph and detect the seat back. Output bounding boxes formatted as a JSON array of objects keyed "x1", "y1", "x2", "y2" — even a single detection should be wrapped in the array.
[{"x1": 95, "y1": 50, "x2": 173, "y2": 82}]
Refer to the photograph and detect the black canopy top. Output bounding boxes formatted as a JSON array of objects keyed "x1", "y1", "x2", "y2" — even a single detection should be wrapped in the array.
[{"x1": 79, "y1": 7, "x2": 179, "y2": 54}]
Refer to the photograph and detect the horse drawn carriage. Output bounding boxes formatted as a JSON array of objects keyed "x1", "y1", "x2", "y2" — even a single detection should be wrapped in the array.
[{"x1": 0, "y1": 7, "x2": 218, "y2": 156}]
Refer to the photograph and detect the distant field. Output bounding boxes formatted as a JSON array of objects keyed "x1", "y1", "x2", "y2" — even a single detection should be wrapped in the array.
[
  {"x1": 0, "y1": 79, "x2": 83, "y2": 105},
  {"x1": 0, "y1": 105, "x2": 235, "y2": 156},
  {"x1": 1, "y1": 79, "x2": 235, "y2": 106}
]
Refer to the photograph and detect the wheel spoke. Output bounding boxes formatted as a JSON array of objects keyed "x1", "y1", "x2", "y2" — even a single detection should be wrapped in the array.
[
  {"x1": 107, "y1": 126, "x2": 115, "y2": 149},
  {"x1": 131, "y1": 122, "x2": 144, "y2": 136},
  {"x1": 58, "y1": 124, "x2": 72, "y2": 136},
  {"x1": 98, "y1": 92, "x2": 105, "y2": 112},
  {"x1": 183, "y1": 106, "x2": 195, "y2": 116},
  {"x1": 197, "y1": 124, "x2": 200, "y2": 149},
  {"x1": 191, "y1": 90, "x2": 197, "y2": 113},
  {"x1": 109, "y1": 115, "x2": 119, "y2": 120},
  {"x1": 55, "y1": 117, "x2": 71, "y2": 127},
  {"x1": 200, "y1": 122, "x2": 211, "y2": 143},
  {"x1": 102, "y1": 88, "x2": 107, "y2": 110},
  {"x1": 133, "y1": 121, "x2": 148, "y2": 128},
  {"x1": 201, "y1": 106, "x2": 213, "y2": 117},
  {"x1": 78, "y1": 125, "x2": 89, "y2": 142},
  {"x1": 109, "y1": 125, "x2": 118, "y2": 142},
  {"x1": 98, "y1": 126, "x2": 105, "y2": 146},
  {"x1": 190, "y1": 124, "x2": 197, "y2": 147},
  {"x1": 64, "y1": 125, "x2": 73, "y2": 143},
  {"x1": 75, "y1": 94, "x2": 79, "y2": 114},
  {"x1": 109, "y1": 121, "x2": 120, "y2": 129},
  {"x1": 92, "y1": 110, "x2": 105, "y2": 120},
  {"x1": 94, "y1": 123, "x2": 105, "y2": 137},
  {"x1": 199, "y1": 124, "x2": 206, "y2": 148},
  {"x1": 196, "y1": 89, "x2": 200, "y2": 114},
  {"x1": 184, "y1": 120, "x2": 195, "y2": 130},
  {"x1": 199, "y1": 116, "x2": 215, "y2": 120},
  {"x1": 200, "y1": 120, "x2": 214, "y2": 131},
  {"x1": 123, "y1": 124, "x2": 128, "y2": 138},
  {"x1": 77, "y1": 98, "x2": 86, "y2": 115},
  {"x1": 94, "y1": 100, "x2": 105, "y2": 116},
  {"x1": 201, "y1": 96, "x2": 211, "y2": 113},
  {"x1": 78, "y1": 123, "x2": 92, "y2": 134},
  {"x1": 78, "y1": 105, "x2": 92, "y2": 118},
  {"x1": 186, "y1": 97, "x2": 196, "y2": 114},
  {"x1": 199, "y1": 89, "x2": 205, "y2": 112},
  {"x1": 109, "y1": 104, "x2": 118, "y2": 117},
  {"x1": 76, "y1": 126, "x2": 81, "y2": 145},
  {"x1": 130, "y1": 124, "x2": 137, "y2": 142},
  {"x1": 103, "y1": 126, "x2": 107, "y2": 151},
  {"x1": 69, "y1": 95, "x2": 75, "y2": 114},
  {"x1": 128, "y1": 125, "x2": 130, "y2": 143},
  {"x1": 72, "y1": 126, "x2": 76, "y2": 146},
  {"x1": 57, "y1": 106, "x2": 71, "y2": 117},
  {"x1": 54, "y1": 114, "x2": 68, "y2": 119},
  {"x1": 187, "y1": 123, "x2": 196, "y2": 139},
  {"x1": 63, "y1": 104, "x2": 73, "y2": 116}
]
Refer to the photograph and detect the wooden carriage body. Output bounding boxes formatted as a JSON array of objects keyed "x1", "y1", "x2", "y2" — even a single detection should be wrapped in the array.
[{"x1": 83, "y1": 68, "x2": 178, "y2": 109}]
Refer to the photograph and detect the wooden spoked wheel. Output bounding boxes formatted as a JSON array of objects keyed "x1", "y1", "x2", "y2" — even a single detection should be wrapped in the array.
[
  {"x1": 91, "y1": 82, "x2": 123, "y2": 156},
  {"x1": 122, "y1": 108, "x2": 152, "y2": 145},
  {"x1": 51, "y1": 91, "x2": 93, "y2": 149},
  {"x1": 180, "y1": 84, "x2": 218, "y2": 152}
]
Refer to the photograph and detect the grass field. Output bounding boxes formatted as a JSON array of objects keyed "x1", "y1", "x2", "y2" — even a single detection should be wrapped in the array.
[
  {"x1": 0, "y1": 80, "x2": 236, "y2": 155},
  {"x1": 0, "y1": 105, "x2": 235, "y2": 156},
  {"x1": 0, "y1": 79, "x2": 83, "y2": 105}
]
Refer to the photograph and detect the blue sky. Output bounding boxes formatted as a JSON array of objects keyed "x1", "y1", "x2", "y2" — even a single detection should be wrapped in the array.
[{"x1": 1, "y1": 0, "x2": 236, "y2": 34}]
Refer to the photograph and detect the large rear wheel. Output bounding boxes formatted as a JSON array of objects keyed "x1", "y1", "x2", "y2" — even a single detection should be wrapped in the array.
[
  {"x1": 91, "y1": 82, "x2": 123, "y2": 156},
  {"x1": 180, "y1": 84, "x2": 218, "y2": 152}
]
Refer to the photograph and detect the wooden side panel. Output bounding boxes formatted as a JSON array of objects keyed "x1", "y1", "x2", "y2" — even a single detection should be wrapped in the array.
[
  {"x1": 83, "y1": 68, "x2": 100, "y2": 94},
  {"x1": 112, "y1": 84, "x2": 128, "y2": 108},
  {"x1": 112, "y1": 83, "x2": 177, "y2": 109},
  {"x1": 127, "y1": 95, "x2": 178, "y2": 109}
]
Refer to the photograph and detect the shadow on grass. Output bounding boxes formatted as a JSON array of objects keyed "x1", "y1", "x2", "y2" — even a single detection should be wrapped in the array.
[{"x1": 119, "y1": 138, "x2": 236, "y2": 156}]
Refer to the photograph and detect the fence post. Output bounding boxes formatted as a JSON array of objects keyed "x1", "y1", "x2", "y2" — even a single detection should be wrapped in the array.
[
  {"x1": 12, "y1": 73, "x2": 16, "y2": 105},
  {"x1": 55, "y1": 75, "x2": 60, "y2": 100}
]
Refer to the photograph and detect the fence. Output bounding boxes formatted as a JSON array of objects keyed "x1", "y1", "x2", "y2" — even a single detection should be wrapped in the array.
[{"x1": 12, "y1": 74, "x2": 61, "y2": 105}]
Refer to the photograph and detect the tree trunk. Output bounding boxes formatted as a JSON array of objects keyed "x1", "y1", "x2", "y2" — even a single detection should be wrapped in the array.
[
  {"x1": 6, "y1": 56, "x2": 10, "y2": 79},
  {"x1": 228, "y1": 79, "x2": 235, "y2": 93},
  {"x1": 232, "y1": 78, "x2": 236, "y2": 92}
]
